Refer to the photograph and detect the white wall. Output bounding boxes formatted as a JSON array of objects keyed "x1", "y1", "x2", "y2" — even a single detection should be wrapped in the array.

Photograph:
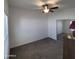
[
  {"x1": 48, "y1": 8, "x2": 75, "y2": 40},
  {"x1": 4, "y1": 0, "x2": 9, "y2": 16},
  {"x1": 56, "y1": 20, "x2": 63, "y2": 34},
  {"x1": 48, "y1": 19, "x2": 57, "y2": 39},
  {"x1": 9, "y1": 7, "x2": 48, "y2": 48},
  {"x1": 4, "y1": 0, "x2": 9, "y2": 59}
]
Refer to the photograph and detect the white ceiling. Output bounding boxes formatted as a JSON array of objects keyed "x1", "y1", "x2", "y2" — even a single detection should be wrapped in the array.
[{"x1": 8, "y1": 0, "x2": 75, "y2": 11}]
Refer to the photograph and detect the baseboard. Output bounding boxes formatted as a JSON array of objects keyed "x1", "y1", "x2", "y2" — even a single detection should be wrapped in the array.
[{"x1": 10, "y1": 37, "x2": 54, "y2": 49}]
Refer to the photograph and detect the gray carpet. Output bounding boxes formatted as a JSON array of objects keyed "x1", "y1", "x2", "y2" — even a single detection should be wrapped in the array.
[{"x1": 10, "y1": 38, "x2": 63, "y2": 59}]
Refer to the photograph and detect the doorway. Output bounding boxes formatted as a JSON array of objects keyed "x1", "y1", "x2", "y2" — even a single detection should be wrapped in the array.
[{"x1": 56, "y1": 20, "x2": 74, "y2": 40}]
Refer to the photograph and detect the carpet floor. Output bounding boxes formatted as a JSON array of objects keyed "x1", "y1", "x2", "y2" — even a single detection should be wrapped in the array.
[{"x1": 10, "y1": 38, "x2": 63, "y2": 59}]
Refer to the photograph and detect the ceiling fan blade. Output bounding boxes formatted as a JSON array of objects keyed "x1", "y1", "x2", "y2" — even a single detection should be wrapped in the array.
[
  {"x1": 50, "y1": 6, "x2": 59, "y2": 9},
  {"x1": 49, "y1": 9, "x2": 54, "y2": 12}
]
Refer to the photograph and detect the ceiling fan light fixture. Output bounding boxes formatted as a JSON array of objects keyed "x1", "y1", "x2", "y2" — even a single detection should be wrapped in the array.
[{"x1": 43, "y1": 5, "x2": 49, "y2": 13}]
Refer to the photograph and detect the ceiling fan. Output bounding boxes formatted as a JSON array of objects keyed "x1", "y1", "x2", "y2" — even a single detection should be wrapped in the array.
[{"x1": 35, "y1": 0, "x2": 61, "y2": 13}]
